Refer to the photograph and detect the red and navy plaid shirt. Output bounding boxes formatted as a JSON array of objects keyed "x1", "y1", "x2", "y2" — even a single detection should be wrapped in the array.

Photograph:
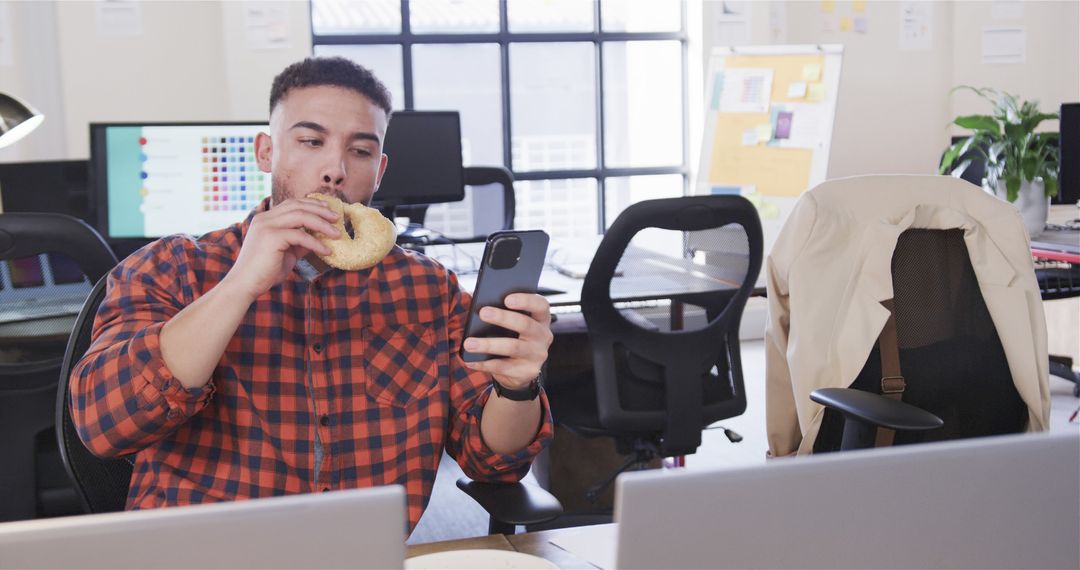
[{"x1": 70, "y1": 208, "x2": 553, "y2": 530}]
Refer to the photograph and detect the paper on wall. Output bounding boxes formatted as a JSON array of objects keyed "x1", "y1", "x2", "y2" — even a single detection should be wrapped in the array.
[
  {"x1": 245, "y1": 1, "x2": 292, "y2": 50},
  {"x1": 768, "y1": 2, "x2": 787, "y2": 43},
  {"x1": 96, "y1": 0, "x2": 143, "y2": 38},
  {"x1": 787, "y1": 81, "x2": 808, "y2": 98},
  {"x1": 899, "y1": 1, "x2": 932, "y2": 51},
  {"x1": 716, "y1": 68, "x2": 774, "y2": 114},
  {"x1": 712, "y1": 0, "x2": 752, "y2": 47},
  {"x1": 981, "y1": 27, "x2": 1025, "y2": 64}
]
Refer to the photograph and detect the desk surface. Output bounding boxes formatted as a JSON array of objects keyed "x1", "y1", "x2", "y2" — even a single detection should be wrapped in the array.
[
  {"x1": 425, "y1": 241, "x2": 746, "y2": 309},
  {"x1": 406, "y1": 525, "x2": 610, "y2": 569}
]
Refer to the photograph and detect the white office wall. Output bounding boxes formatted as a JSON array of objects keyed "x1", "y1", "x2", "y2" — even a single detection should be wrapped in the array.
[
  {"x1": 949, "y1": 0, "x2": 1079, "y2": 134},
  {"x1": 0, "y1": 1, "x2": 66, "y2": 163},
  {"x1": 0, "y1": 0, "x2": 312, "y2": 161},
  {"x1": 701, "y1": 0, "x2": 1080, "y2": 178}
]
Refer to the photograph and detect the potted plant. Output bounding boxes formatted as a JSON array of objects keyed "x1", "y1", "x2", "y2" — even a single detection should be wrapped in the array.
[{"x1": 939, "y1": 86, "x2": 1059, "y2": 237}]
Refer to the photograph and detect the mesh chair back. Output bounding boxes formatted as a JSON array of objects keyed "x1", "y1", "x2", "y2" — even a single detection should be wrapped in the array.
[
  {"x1": 0, "y1": 213, "x2": 117, "y2": 521},
  {"x1": 412, "y1": 166, "x2": 516, "y2": 243},
  {"x1": 55, "y1": 276, "x2": 134, "y2": 513},
  {"x1": 814, "y1": 229, "x2": 1027, "y2": 452},
  {"x1": 581, "y1": 196, "x2": 763, "y2": 457}
]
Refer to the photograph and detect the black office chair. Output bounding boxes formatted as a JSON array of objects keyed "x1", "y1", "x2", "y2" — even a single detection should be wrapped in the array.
[
  {"x1": 810, "y1": 229, "x2": 1029, "y2": 452},
  {"x1": 56, "y1": 276, "x2": 560, "y2": 534},
  {"x1": 546, "y1": 196, "x2": 763, "y2": 506},
  {"x1": 0, "y1": 213, "x2": 117, "y2": 522},
  {"x1": 395, "y1": 166, "x2": 516, "y2": 244}
]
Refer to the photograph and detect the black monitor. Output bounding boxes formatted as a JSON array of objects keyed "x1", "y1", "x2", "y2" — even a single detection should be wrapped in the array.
[
  {"x1": 0, "y1": 159, "x2": 90, "y2": 222},
  {"x1": 1058, "y1": 103, "x2": 1079, "y2": 205},
  {"x1": 90, "y1": 122, "x2": 272, "y2": 242},
  {"x1": 373, "y1": 111, "x2": 464, "y2": 208}
]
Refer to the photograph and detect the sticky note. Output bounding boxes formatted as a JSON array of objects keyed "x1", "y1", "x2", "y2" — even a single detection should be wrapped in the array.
[
  {"x1": 839, "y1": 17, "x2": 853, "y2": 32},
  {"x1": 787, "y1": 81, "x2": 808, "y2": 98},
  {"x1": 757, "y1": 124, "x2": 773, "y2": 143},
  {"x1": 742, "y1": 128, "x2": 758, "y2": 146},
  {"x1": 853, "y1": 0, "x2": 866, "y2": 12},
  {"x1": 854, "y1": 16, "x2": 868, "y2": 33},
  {"x1": 807, "y1": 82, "x2": 826, "y2": 102},
  {"x1": 802, "y1": 64, "x2": 822, "y2": 81},
  {"x1": 820, "y1": 0, "x2": 835, "y2": 13}
]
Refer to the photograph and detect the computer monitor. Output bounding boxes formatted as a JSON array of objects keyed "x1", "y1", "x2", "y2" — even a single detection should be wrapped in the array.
[
  {"x1": 90, "y1": 122, "x2": 272, "y2": 242},
  {"x1": 373, "y1": 110, "x2": 464, "y2": 208},
  {"x1": 1058, "y1": 102, "x2": 1080, "y2": 205},
  {"x1": 613, "y1": 432, "x2": 1079, "y2": 569},
  {"x1": 90, "y1": 114, "x2": 464, "y2": 243},
  {"x1": 0, "y1": 159, "x2": 90, "y2": 222},
  {"x1": 0, "y1": 486, "x2": 407, "y2": 569}
]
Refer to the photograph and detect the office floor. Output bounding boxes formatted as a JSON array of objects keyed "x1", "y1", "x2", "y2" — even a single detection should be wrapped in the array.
[{"x1": 408, "y1": 340, "x2": 1080, "y2": 545}]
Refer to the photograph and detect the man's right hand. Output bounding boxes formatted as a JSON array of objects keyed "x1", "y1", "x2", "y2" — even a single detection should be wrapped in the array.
[{"x1": 223, "y1": 198, "x2": 341, "y2": 302}]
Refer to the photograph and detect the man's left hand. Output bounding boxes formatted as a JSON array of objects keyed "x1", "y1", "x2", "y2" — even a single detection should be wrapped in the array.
[{"x1": 462, "y1": 293, "x2": 553, "y2": 389}]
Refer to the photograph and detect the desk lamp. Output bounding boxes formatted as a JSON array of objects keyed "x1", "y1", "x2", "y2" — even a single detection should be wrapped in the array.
[{"x1": 0, "y1": 91, "x2": 44, "y2": 149}]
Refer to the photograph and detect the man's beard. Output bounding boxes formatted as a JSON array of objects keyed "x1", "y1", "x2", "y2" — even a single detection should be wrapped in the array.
[{"x1": 271, "y1": 177, "x2": 350, "y2": 206}]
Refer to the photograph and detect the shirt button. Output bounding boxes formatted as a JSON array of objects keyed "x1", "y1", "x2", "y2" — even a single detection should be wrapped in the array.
[
  {"x1": 320, "y1": 414, "x2": 330, "y2": 427},
  {"x1": 312, "y1": 343, "x2": 323, "y2": 354}
]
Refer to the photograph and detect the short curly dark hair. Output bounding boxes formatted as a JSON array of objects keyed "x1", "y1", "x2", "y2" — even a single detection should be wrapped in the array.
[{"x1": 269, "y1": 57, "x2": 393, "y2": 116}]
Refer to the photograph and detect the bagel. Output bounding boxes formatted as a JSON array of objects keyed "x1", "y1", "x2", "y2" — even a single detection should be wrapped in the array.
[{"x1": 308, "y1": 193, "x2": 397, "y2": 270}]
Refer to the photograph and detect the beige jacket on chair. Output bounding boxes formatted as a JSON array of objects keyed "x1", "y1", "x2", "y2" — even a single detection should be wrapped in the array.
[{"x1": 765, "y1": 175, "x2": 1050, "y2": 457}]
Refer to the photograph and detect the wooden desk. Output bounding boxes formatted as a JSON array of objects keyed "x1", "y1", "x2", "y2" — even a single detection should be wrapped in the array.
[{"x1": 406, "y1": 525, "x2": 611, "y2": 569}]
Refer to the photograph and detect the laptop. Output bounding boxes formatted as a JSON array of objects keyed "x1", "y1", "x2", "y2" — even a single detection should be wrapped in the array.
[
  {"x1": 0, "y1": 486, "x2": 406, "y2": 569},
  {"x1": 614, "y1": 432, "x2": 1080, "y2": 569}
]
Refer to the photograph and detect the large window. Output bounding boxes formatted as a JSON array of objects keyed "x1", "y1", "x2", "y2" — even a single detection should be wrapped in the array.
[{"x1": 312, "y1": 0, "x2": 689, "y2": 242}]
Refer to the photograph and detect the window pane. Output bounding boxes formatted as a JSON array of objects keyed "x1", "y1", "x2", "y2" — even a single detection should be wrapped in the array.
[
  {"x1": 601, "y1": 0, "x2": 682, "y2": 32},
  {"x1": 510, "y1": 43, "x2": 597, "y2": 171},
  {"x1": 410, "y1": 0, "x2": 499, "y2": 34},
  {"x1": 413, "y1": 44, "x2": 502, "y2": 166},
  {"x1": 507, "y1": 0, "x2": 594, "y2": 33},
  {"x1": 313, "y1": 44, "x2": 405, "y2": 111},
  {"x1": 604, "y1": 174, "x2": 684, "y2": 228},
  {"x1": 603, "y1": 41, "x2": 683, "y2": 168},
  {"x1": 515, "y1": 178, "x2": 599, "y2": 243},
  {"x1": 312, "y1": 0, "x2": 401, "y2": 35},
  {"x1": 421, "y1": 180, "x2": 508, "y2": 240}
]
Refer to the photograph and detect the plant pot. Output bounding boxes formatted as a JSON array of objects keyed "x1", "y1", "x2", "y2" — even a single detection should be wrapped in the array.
[{"x1": 992, "y1": 179, "x2": 1048, "y2": 238}]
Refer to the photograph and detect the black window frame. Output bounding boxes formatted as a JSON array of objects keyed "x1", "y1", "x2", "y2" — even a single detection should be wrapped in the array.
[{"x1": 310, "y1": 0, "x2": 690, "y2": 234}]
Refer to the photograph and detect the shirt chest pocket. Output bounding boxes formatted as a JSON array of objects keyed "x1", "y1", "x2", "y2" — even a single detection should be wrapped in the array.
[{"x1": 362, "y1": 323, "x2": 441, "y2": 407}]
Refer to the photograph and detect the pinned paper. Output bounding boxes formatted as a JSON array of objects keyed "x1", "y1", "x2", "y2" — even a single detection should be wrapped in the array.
[
  {"x1": 774, "y1": 111, "x2": 794, "y2": 140},
  {"x1": 787, "y1": 81, "x2": 808, "y2": 98},
  {"x1": 807, "y1": 82, "x2": 826, "y2": 102},
  {"x1": 820, "y1": 0, "x2": 835, "y2": 14},
  {"x1": 742, "y1": 128, "x2": 759, "y2": 146},
  {"x1": 802, "y1": 64, "x2": 822, "y2": 81},
  {"x1": 757, "y1": 124, "x2": 773, "y2": 143},
  {"x1": 854, "y1": 0, "x2": 866, "y2": 12},
  {"x1": 839, "y1": 17, "x2": 853, "y2": 32},
  {"x1": 854, "y1": 16, "x2": 868, "y2": 34}
]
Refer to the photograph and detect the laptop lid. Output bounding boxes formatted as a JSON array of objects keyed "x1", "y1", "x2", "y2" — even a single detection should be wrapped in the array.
[
  {"x1": 0, "y1": 486, "x2": 406, "y2": 570},
  {"x1": 615, "y1": 432, "x2": 1080, "y2": 569}
]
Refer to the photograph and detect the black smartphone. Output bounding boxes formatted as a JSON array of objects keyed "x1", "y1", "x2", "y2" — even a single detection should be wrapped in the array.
[{"x1": 460, "y1": 229, "x2": 550, "y2": 362}]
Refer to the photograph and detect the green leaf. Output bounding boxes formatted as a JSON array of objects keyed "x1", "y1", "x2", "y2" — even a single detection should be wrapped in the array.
[
  {"x1": 1022, "y1": 155, "x2": 1037, "y2": 181},
  {"x1": 1006, "y1": 175, "x2": 1020, "y2": 202},
  {"x1": 954, "y1": 114, "x2": 1000, "y2": 134},
  {"x1": 1044, "y1": 175, "x2": 1059, "y2": 198}
]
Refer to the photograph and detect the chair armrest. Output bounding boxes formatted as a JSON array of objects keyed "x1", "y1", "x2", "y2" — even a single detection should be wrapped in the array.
[
  {"x1": 810, "y1": 388, "x2": 943, "y2": 431},
  {"x1": 455, "y1": 478, "x2": 562, "y2": 528}
]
